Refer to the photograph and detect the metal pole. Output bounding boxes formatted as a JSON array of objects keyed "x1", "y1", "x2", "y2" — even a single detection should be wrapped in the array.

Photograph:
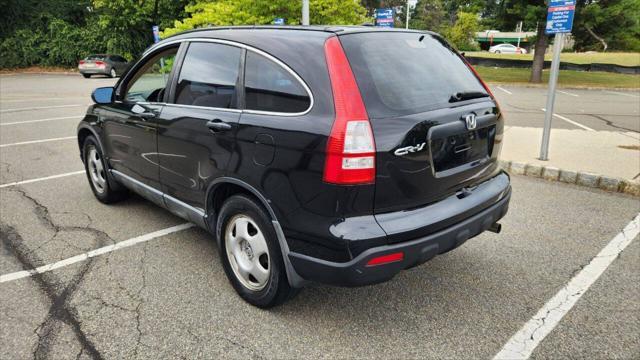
[
  {"x1": 406, "y1": 0, "x2": 410, "y2": 29},
  {"x1": 517, "y1": 21, "x2": 522, "y2": 48},
  {"x1": 539, "y1": 32, "x2": 564, "y2": 160},
  {"x1": 302, "y1": 0, "x2": 309, "y2": 25}
]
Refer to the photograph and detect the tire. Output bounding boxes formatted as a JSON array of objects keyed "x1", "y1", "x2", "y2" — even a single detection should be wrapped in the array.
[
  {"x1": 495, "y1": 50, "x2": 501, "y2": 54},
  {"x1": 82, "y1": 74, "x2": 91, "y2": 78},
  {"x1": 109, "y1": 68, "x2": 117, "y2": 78},
  {"x1": 82, "y1": 136, "x2": 128, "y2": 204},
  {"x1": 217, "y1": 195, "x2": 299, "y2": 308}
]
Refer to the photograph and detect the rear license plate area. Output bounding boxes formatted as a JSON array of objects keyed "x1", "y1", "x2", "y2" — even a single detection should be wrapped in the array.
[{"x1": 430, "y1": 125, "x2": 495, "y2": 173}]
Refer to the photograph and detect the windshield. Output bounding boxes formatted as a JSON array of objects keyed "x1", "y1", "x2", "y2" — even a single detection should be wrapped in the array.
[{"x1": 340, "y1": 32, "x2": 487, "y2": 118}]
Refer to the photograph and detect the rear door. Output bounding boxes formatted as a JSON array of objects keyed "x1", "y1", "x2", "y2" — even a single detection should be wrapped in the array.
[
  {"x1": 339, "y1": 32, "x2": 503, "y2": 214},
  {"x1": 157, "y1": 41, "x2": 243, "y2": 214}
]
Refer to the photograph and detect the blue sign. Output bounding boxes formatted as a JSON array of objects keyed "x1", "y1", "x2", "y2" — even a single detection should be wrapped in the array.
[
  {"x1": 274, "y1": 18, "x2": 285, "y2": 25},
  {"x1": 545, "y1": 0, "x2": 575, "y2": 34},
  {"x1": 152, "y1": 25, "x2": 161, "y2": 43},
  {"x1": 375, "y1": 8, "x2": 394, "y2": 28}
]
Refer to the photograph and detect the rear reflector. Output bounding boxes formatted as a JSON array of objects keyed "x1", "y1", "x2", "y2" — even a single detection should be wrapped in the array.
[
  {"x1": 366, "y1": 252, "x2": 404, "y2": 267},
  {"x1": 323, "y1": 36, "x2": 376, "y2": 185}
]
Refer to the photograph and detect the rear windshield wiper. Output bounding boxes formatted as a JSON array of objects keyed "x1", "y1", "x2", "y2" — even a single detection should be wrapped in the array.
[{"x1": 449, "y1": 91, "x2": 490, "y2": 103}]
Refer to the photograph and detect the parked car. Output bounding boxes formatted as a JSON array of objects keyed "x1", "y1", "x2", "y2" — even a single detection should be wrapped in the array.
[
  {"x1": 77, "y1": 26, "x2": 511, "y2": 308},
  {"x1": 489, "y1": 43, "x2": 527, "y2": 54},
  {"x1": 78, "y1": 54, "x2": 128, "y2": 78}
]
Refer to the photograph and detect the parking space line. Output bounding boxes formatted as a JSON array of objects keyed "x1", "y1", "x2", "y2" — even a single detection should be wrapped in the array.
[
  {"x1": 604, "y1": 90, "x2": 639, "y2": 98},
  {"x1": 0, "y1": 136, "x2": 76, "y2": 148},
  {"x1": 1, "y1": 97, "x2": 78, "y2": 103},
  {"x1": 494, "y1": 213, "x2": 640, "y2": 360},
  {"x1": 0, "y1": 171, "x2": 85, "y2": 188},
  {"x1": 0, "y1": 223, "x2": 194, "y2": 283},
  {"x1": 0, "y1": 104, "x2": 84, "y2": 113},
  {"x1": 497, "y1": 86, "x2": 513, "y2": 95},
  {"x1": 557, "y1": 90, "x2": 579, "y2": 97},
  {"x1": 0, "y1": 116, "x2": 79, "y2": 126},
  {"x1": 541, "y1": 108, "x2": 595, "y2": 131}
]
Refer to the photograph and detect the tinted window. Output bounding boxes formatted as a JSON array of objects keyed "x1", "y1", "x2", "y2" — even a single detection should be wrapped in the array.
[
  {"x1": 244, "y1": 51, "x2": 310, "y2": 113},
  {"x1": 125, "y1": 48, "x2": 177, "y2": 103},
  {"x1": 175, "y1": 42, "x2": 241, "y2": 109},
  {"x1": 86, "y1": 55, "x2": 106, "y2": 60},
  {"x1": 340, "y1": 32, "x2": 486, "y2": 118}
]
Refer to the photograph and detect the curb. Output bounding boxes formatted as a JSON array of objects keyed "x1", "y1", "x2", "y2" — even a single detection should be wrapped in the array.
[
  {"x1": 486, "y1": 82, "x2": 640, "y2": 91},
  {"x1": 499, "y1": 160, "x2": 640, "y2": 197}
]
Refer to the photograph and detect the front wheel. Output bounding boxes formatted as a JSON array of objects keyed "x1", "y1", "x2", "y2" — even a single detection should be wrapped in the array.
[
  {"x1": 218, "y1": 195, "x2": 299, "y2": 308},
  {"x1": 82, "y1": 136, "x2": 128, "y2": 203},
  {"x1": 495, "y1": 50, "x2": 501, "y2": 54}
]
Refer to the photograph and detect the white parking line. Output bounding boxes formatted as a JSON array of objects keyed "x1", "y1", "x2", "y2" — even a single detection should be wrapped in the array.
[
  {"x1": 494, "y1": 213, "x2": 640, "y2": 359},
  {"x1": 557, "y1": 90, "x2": 579, "y2": 97},
  {"x1": 0, "y1": 116, "x2": 79, "y2": 126},
  {"x1": 0, "y1": 136, "x2": 76, "y2": 148},
  {"x1": 0, "y1": 171, "x2": 85, "y2": 189},
  {"x1": 604, "y1": 90, "x2": 640, "y2": 98},
  {"x1": 496, "y1": 86, "x2": 513, "y2": 95},
  {"x1": 541, "y1": 108, "x2": 595, "y2": 131},
  {"x1": 1, "y1": 97, "x2": 78, "y2": 103},
  {"x1": 0, "y1": 104, "x2": 84, "y2": 113},
  {"x1": 0, "y1": 223, "x2": 194, "y2": 283}
]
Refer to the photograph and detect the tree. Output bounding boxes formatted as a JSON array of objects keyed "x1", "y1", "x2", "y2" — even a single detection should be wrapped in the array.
[
  {"x1": 572, "y1": 0, "x2": 640, "y2": 51},
  {"x1": 410, "y1": 0, "x2": 449, "y2": 33},
  {"x1": 491, "y1": 0, "x2": 548, "y2": 83},
  {"x1": 162, "y1": 0, "x2": 368, "y2": 37},
  {"x1": 444, "y1": 11, "x2": 481, "y2": 50}
]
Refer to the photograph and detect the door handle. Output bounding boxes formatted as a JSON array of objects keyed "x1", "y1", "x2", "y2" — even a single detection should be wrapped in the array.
[{"x1": 206, "y1": 119, "x2": 232, "y2": 132}]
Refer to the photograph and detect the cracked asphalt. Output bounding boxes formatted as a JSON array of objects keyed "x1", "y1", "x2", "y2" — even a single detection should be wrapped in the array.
[{"x1": 1, "y1": 74, "x2": 639, "y2": 359}]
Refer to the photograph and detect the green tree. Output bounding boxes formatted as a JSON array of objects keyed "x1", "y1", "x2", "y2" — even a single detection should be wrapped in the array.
[
  {"x1": 573, "y1": 0, "x2": 640, "y2": 51},
  {"x1": 444, "y1": 11, "x2": 481, "y2": 50},
  {"x1": 410, "y1": 0, "x2": 449, "y2": 33},
  {"x1": 162, "y1": 0, "x2": 367, "y2": 37}
]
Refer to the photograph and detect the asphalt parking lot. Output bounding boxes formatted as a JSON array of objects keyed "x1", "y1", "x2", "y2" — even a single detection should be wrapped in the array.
[{"x1": 1, "y1": 74, "x2": 639, "y2": 359}]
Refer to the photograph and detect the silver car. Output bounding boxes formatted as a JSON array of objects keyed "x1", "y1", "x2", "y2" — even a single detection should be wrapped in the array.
[
  {"x1": 78, "y1": 54, "x2": 129, "y2": 78},
  {"x1": 488, "y1": 43, "x2": 527, "y2": 54}
]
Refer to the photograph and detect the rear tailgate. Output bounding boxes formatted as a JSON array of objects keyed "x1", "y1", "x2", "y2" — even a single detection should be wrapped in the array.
[{"x1": 339, "y1": 31, "x2": 505, "y2": 239}]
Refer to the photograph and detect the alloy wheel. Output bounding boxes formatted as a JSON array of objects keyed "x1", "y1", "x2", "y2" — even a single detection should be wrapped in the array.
[{"x1": 87, "y1": 147, "x2": 106, "y2": 194}]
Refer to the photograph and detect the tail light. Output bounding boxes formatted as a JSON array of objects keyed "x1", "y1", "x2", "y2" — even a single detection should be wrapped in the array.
[
  {"x1": 95, "y1": 61, "x2": 106, "y2": 68},
  {"x1": 79, "y1": 60, "x2": 85, "y2": 65},
  {"x1": 323, "y1": 36, "x2": 375, "y2": 185},
  {"x1": 366, "y1": 252, "x2": 404, "y2": 267}
]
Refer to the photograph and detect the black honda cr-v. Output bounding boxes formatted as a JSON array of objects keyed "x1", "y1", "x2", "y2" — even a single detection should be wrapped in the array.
[{"x1": 77, "y1": 26, "x2": 510, "y2": 308}]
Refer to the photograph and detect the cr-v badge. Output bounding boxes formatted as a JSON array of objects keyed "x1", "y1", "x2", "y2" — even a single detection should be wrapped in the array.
[
  {"x1": 394, "y1": 142, "x2": 426, "y2": 156},
  {"x1": 464, "y1": 113, "x2": 477, "y2": 130}
]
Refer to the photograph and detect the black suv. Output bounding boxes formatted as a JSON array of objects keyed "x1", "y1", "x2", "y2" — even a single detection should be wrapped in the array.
[{"x1": 77, "y1": 26, "x2": 510, "y2": 308}]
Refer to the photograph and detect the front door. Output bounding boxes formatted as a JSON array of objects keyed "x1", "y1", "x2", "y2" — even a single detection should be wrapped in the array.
[
  {"x1": 101, "y1": 47, "x2": 179, "y2": 192},
  {"x1": 157, "y1": 42, "x2": 243, "y2": 214}
]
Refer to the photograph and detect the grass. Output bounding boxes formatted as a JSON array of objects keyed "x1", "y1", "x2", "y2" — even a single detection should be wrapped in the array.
[
  {"x1": 466, "y1": 51, "x2": 640, "y2": 67},
  {"x1": 476, "y1": 66, "x2": 640, "y2": 88}
]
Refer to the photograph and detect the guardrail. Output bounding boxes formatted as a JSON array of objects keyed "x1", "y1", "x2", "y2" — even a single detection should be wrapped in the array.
[{"x1": 465, "y1": 56, "x2": 640, "y2": 75}]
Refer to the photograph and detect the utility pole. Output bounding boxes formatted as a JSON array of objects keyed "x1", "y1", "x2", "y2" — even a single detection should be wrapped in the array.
[
  {"x1": 406, "y1": 0, "x2": 410, "y2": 29},
  {"x1": 302, "y1": 0, "x2": 309, "y2": 25}
]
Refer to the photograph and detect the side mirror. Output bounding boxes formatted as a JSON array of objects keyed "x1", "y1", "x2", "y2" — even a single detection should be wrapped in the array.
[{"x1": 92, "y1": 87, "x2": 114, "y2": 104}]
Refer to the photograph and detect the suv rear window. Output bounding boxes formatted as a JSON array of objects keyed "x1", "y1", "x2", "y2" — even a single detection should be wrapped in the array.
[
  {"x1": 86, "y1": 55, "x2": 106, "y2": 60},
  {"x1": 339, "y1": 32, "x2": 486, "y2": 118}
]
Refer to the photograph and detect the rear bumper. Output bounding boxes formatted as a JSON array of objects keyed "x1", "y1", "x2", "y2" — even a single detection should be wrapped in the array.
[
  {"x1": 288, "y1": 182, "x2": 510, "y2": 287},
  {"x1": 79, "y1": 68, "x2": 108, "y2": 75}
]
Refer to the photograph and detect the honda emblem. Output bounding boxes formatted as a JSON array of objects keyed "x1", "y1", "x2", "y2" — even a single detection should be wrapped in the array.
[{"x1": 464, "y1": 113, "x2": 477, "y2": 130}]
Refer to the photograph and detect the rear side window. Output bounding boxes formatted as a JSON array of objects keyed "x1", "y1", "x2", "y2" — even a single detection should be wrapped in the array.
[
  {"x1": 340, "y1": 32, "x2": 486, "y2": 118},
  {"x1": 244, "y1": 51, "x2": 310, "y2": 113},
  {"x1": 175, "y1": 42, "x2": 241, "y2": 109}
]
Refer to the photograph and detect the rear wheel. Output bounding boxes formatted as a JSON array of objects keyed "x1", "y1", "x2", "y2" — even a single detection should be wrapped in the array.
[
  {"x1": 109, "y1": 68, "x2": 117, "y2": 78},
  {"x1": 218, "y1": 195, "x2": 298, "y2": 308},
  {"x1": 82, "y1": 136, "x2": 127, "y2": 203},
  {"x1": 82, "y1": 74, "x2": 91, "y2": 78},
  {"x1": 495, "y1": 50, "x2": 501, "y2": 54}
]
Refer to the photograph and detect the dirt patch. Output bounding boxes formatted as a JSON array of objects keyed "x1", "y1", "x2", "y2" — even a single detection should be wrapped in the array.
[{"x1": 618, "y1": 145, "x2": 640, "y2": 151}]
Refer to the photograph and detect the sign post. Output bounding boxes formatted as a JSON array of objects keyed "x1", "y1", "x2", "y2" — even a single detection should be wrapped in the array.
[
  {"x1": 375, "y1": 8, "x2": 394, "y2": 28},
  {"x1": 152, "y1": 25, "x2": 161, "y2": 43},
  {"x1": 539, "y1": 0, "x2": 575, "y2": 160}
]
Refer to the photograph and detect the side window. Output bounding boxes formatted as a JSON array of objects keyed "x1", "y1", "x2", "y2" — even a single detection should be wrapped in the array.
[
  {"x1": 125, "y1": 48, "x2": 177, "y2": 103},
  {"x1": 244, "y1": 51, "x2": 310, "y2": 113},
  {"x1": 174, "y1": 42, "x2": 241, "y2": 109}
]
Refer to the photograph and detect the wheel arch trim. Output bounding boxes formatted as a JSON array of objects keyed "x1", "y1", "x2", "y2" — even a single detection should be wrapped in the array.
[{"x1": 205, "y1": 177, "x2": 308, "y2": 288}]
